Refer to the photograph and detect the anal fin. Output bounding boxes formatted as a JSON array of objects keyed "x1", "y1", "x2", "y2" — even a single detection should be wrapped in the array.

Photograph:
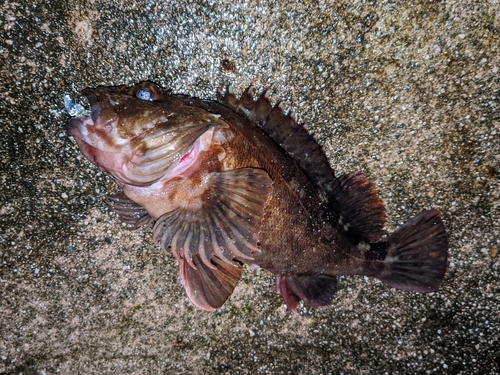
[{"x1": 276, "y1": 274, "x2": 338, "y2": 313}]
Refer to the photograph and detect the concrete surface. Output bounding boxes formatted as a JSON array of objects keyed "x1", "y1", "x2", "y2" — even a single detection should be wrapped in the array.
[{"x1": 1, "y1": 0, "x2": 499, "y2": 374}]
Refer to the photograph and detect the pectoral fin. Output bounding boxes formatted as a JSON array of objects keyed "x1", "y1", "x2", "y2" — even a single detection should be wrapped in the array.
[
  {"x1": 152, "y1": 168, "x2": 273, "y2": 309},
  {"x1": 179, "y1": 255, "x2": 242, "y2": 311},
  {"x1": 105, "y1": 192, "x2": 153, "y2": 229}
]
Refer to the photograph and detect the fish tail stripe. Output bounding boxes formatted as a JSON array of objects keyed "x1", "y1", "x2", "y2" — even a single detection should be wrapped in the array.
[{"x1": 373, "y1": 209, "x2": 448, "y2": 293}]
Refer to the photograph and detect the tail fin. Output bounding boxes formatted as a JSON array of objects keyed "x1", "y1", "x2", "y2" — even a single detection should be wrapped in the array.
[{"x1": 375, "y1": 209, "x2": 448, "y2": 293}]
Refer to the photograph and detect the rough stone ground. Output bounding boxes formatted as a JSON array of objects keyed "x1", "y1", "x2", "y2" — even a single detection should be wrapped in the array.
[{"x1": 1, "y1": 0, "x2": 499, "y2": 374}]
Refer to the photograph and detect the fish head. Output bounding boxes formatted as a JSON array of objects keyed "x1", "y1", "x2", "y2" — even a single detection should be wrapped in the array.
[{"x1": 67, "y1": 82, "x2": 223, "y2": 187}]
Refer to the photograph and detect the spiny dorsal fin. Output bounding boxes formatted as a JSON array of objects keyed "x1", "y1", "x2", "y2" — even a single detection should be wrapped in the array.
[
  {"x1": 218, "y1": 85, "x2": 336, "y2": 195},
  {"x1": 218, "y1": 86, "x2": 388, "y2": 244}
]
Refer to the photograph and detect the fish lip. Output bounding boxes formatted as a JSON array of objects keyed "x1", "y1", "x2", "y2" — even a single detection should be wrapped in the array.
[
  {"x1": 66, "y1": 116, "x2": 96, "y2": 143},
  {"x1": 65, "y1": 113, "x2": 95, "y2": 139},
  {"x1": 65, "y1": 87, "x2": 102, "y2": 136},
  {"x1": 81, "y1": 87, "x2": 103, "y2": 126},
  {"x1": 66, "y1": 116, "x2": 84, "y2": 135}
]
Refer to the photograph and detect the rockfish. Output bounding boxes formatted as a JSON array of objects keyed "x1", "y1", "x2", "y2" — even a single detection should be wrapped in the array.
[{"x1": 66, "y1": 82, "x2": 448, "y2": 312}]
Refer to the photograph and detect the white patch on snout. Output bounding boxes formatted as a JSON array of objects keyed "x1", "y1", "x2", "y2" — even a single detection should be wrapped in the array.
[{"x1": 80, "y1": 123, "x2": 89, "y2": 136}]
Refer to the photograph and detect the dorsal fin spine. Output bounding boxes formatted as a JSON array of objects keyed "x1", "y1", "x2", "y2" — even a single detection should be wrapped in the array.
[
  {"x1": 218, "y1": 86, "x2": 335, "y2": 196},
  {"x1": 217, "y1": 86, "x2": 387, "y2": 243}
]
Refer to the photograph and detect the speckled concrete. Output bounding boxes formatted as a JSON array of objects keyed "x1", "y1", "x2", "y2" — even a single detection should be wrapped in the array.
[{"x1": 1, "y1": 0, "x2": 499, "y2": 374}]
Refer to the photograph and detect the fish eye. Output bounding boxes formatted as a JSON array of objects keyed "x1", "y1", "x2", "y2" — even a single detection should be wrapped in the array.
[
  {"x1": 137, "y1": 88, "x2": 154, "y2": 101},
  {"x1": 134, "y1": 82, "x2": 161, "y2": 101}
]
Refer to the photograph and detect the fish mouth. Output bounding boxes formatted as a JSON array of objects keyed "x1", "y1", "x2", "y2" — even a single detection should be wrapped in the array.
[
  {"x1": 65, "y1": 104, "x2": 112, "y2": 164},
  {"x1": 65, "y1": 87, "x2": 113, "y2": 138},
  {"x1": 64, "y1": 91, "x2": 99, "y2": 163},
  {"x1": 66, "y1": 116, "x2": 96, "y2": 140}
]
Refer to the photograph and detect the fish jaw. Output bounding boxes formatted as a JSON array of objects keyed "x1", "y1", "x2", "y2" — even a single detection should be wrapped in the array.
[{"x1": 67, "y1": 115, "x2": 129, "y2": 178}]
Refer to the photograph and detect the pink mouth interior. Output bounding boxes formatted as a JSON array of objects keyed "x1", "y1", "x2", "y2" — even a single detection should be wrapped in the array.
[
  {"x1": 179, "y1": 147, "x2": 194, "y2": 164},
  {"x1": 163, "y1": 137, "x2": 203, "y2": 181}
]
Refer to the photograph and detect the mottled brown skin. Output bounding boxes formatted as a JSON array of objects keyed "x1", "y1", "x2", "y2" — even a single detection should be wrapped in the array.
[{"x1": 190, "y1": 98, "x2": 369, "y2": 277}]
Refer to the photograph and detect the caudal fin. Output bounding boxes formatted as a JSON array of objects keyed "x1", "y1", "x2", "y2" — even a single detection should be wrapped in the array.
[{"x1": 376, "y1": 209, "x2": 448, "y2": 293}]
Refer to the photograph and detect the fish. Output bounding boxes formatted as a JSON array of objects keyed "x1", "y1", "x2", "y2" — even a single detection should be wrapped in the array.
[{"x1": 66, "y1": 81, "x2": 448, "y2": 313}]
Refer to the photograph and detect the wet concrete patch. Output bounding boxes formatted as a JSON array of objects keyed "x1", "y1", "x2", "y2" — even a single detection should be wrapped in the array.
[{"x1": 1, "y1": 0, "x2": 499, "y2": 374}]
